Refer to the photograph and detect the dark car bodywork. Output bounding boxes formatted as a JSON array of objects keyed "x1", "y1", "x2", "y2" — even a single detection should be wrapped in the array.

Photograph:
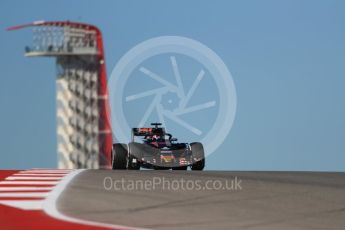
[
  {"x1": 112, "y1": 123, "x2": 205, "y2": 170},
  {"x1": 129, "y1": 126, "x2": 194, "y2": 168}
]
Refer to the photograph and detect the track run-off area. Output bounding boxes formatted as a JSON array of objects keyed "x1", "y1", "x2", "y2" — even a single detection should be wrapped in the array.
[{"x1": 1, "y1": 169, "x2": 344, "y2": 229}]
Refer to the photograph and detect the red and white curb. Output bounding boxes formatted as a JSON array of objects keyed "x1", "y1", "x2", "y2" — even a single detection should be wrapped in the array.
[
  {"x1": 0, "y1": 169, "x2": 147, "y2": 230},
  {"x1": 0, "y1": 169, "x2": 71, "y2": 210}
]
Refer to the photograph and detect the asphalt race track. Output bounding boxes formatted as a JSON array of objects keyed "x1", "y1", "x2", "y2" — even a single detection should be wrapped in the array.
[{"x1": 58, "y1": 170, "x2": 345, "y2": 230}]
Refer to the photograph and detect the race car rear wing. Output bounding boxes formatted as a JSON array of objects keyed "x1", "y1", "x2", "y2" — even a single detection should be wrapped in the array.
[
  {"x1": 131, "y1": 127, "x2": 166, "y2": 141},
  {"x1": 132, "y1": 128, "x2": 165, "y2": 136}
]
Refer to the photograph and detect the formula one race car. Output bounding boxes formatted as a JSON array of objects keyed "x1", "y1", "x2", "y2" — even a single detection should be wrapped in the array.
[{"x1": 112, "y1": 123, "x2": 205, "y2": 170}]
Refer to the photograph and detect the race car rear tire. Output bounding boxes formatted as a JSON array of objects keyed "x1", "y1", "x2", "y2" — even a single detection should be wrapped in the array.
[
  {"x1": 112, "y1": 143, "x2": 128, "y2": 170},
  {"x1": 190, "y1": 142, "x2": 205, "y2": 171}
]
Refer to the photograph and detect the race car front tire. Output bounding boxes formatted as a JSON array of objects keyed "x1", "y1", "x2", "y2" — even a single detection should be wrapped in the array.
[
  {"x1": 190, "y1": 142, "x2": 205, "y2": 171},
  {"x1": 112, "y1": 143, "x2": 128, "y2": 170}
]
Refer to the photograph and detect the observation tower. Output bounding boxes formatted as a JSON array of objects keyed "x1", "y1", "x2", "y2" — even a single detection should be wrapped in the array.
[{"x1": 8, "y1": 21, "x2": 113, "y2": 169}]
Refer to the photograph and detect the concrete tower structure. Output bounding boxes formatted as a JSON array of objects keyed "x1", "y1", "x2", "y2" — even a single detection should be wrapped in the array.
[{"x1": 8, "y1": 21, "x2": 113, "y2": 169}]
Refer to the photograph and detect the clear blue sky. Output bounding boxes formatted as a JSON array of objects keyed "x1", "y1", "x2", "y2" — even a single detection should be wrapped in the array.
[{"x1": 1, "y1": 0, "x2": 345, "y2": 171}]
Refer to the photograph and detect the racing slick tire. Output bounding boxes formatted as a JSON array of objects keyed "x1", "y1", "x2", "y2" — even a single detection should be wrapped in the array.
[
  {"x1": 112, "y1": 143, "x2": 128, "y2": 170},
  {"x1": 128, "y1": 142, "x2": 141, "y2": 170},
  {"x1": 190, "y1": 142, "x2": 205, "y2": 171}
]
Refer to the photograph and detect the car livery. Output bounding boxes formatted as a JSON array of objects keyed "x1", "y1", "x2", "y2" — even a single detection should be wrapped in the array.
[{"x1": 112, "y1": 123, "x2": 205, "y2": 170}]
